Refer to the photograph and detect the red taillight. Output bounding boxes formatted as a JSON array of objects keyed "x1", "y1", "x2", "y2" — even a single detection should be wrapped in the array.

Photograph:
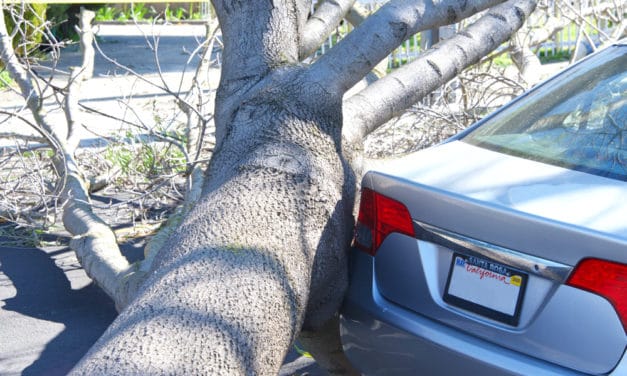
[
  {"x1": 353, "y1": 188, "x2": 415, "y2": 255},
  {"x1": 566, "y1": 258, "x2": 627, "y2": 333}
]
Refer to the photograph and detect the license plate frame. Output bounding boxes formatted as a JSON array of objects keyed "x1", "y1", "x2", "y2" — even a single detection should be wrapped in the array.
[{"x1": 443, "y1": 253, "x2": 527, "y2": 326}]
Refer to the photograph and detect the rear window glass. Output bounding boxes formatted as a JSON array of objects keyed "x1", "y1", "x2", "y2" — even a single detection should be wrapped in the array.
[{"x1": 462, "y1": 47, "x2": 626, "y2": 181}]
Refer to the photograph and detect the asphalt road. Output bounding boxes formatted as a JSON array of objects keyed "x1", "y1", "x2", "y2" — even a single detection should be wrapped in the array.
[
  {"x1": 0, "y1": 23, "x2": 322, "y2": 376},
  {"x1": 0, "y1": 238, "x2": 321, "y2": 375}
]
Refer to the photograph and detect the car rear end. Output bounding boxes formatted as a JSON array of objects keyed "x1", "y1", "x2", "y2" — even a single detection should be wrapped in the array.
[
  {"x1": 341, "y1": 167, "x2": 627, "y2": 375},
  {"x1": 340, "y1": 42, "x2": 627, "y2": 375}
]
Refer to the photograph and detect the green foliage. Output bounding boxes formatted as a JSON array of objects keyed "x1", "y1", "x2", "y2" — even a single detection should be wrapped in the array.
[
  {"x1": 537, "y1": 48, "x2": 572, "y2": 63},
  {"x1": 94, "y1": 3, "x2": 203, "y2": 22},
  {"x1": 95, "y1": 5, "x2": 117, "y2": 21},
  {"x1": 105, "y1": 144, "x2": 134, "y2": 174},
  {"x1": 0, "y1": 222, "x2": 65, "y2": 248},
  {"x1": 105, "y1": 136, "x2": 187, "y2": 179},
  {"x1": 21, "y1": 149, "x2": 55, "y2": 159},
  {"x1": 3, "y1": 3, "x2": 47, "y2": 57},
  {"x1": 45, "y1": 4, "x2": 73, "y2": 41},
  {"x1": 293, "y1": 343, "x2": 313, "y2": 358},
  {"x1": 0, "y1": 70, "x2": 14, "y2": 89},
  {"x1": 164, "y1": 6, "x2": 187, "y2": 21},
  {"x1": 46, "y1": 4, "x2": 100, "y2": 42},
  {"x1": 127, "y1": 3, "x2": 151, "y2": 21},
  {"x1": 0, "y1": 223, "x2": 40, "y2": 247},
  {"x1": 187, "y1": 4, "x2": 203, "y2": 20},
  {"x1": 492, "y1": 53, "x2": 514, "y2": 68},
  {"x1": 94, "y1": 3, "x2": 156, "y2": 22}
]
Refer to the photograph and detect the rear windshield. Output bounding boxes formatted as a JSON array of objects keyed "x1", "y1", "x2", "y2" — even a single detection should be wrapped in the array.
[{"x1": 462, "y1": 46, "x2": 626, "y2": 181}]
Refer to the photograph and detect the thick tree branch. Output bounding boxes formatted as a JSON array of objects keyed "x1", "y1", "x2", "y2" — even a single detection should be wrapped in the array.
[
  {"x1": 509, "y1": 29, "x2": 543, "y2": 85},
  {"x1": 308, "y1": 0, "x2": 506, "y2": 95},
  {"x1": 342, "y1": 0, "x2": 537, "y2": 144},
  {"x1": 299, "y1": 0, "x2": 356, "y2": 59}
]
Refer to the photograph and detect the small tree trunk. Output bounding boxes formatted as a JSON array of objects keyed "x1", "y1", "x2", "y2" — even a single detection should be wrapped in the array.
[{"x1": 76, "y1": 7, "x2": 95, "y2": 79}]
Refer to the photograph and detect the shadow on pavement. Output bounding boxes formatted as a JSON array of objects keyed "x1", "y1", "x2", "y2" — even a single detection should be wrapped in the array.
[
  {"x1": 0, "y1": 246, "x2": 117, "y2": 375},
  {"x1": 0, "y1": 242, "x2": 321, "y2": 375}
]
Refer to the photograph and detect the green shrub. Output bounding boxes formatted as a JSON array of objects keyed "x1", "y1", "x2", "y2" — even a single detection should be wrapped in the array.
[{"x1": 0, "y1": 70, "x2": 14, "y2": 89}]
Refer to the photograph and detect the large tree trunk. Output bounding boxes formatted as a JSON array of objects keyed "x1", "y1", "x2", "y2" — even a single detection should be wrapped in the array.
[
  {"x1": 72, "y1": 67, "x2": 355, "y2": 376},
  {"x1": 70, "y1": 2, "x2": 355, "y2": 373}
]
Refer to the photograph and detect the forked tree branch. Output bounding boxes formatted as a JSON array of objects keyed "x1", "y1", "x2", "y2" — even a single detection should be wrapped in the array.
[
  {"x1": 307, "y1": 0, "x2": 506, "y2": 95},
  {"x1": 342, "y1": 0, "x2": 537, "y2": 145},
  {"x1": 0, "y1": 11, "x2": 60, "y2": 151},
  {"x1": 299, "y1": 0, "x2": 356, "y2": 59}
]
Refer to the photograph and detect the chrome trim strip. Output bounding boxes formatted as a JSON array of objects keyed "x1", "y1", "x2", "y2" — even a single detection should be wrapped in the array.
[{"x1": 415, "y1": 221, "x2": 573, "y2": 283}]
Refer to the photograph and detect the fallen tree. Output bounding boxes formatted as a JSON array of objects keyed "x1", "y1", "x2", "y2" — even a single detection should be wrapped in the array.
[{"x1": 1, "y1": 0, "x2": 538, "y2": 374}]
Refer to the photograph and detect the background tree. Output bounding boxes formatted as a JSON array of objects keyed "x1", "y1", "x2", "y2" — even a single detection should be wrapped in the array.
[{"x1": 2, "y1": 0, "x2": 542, "y2": 374}]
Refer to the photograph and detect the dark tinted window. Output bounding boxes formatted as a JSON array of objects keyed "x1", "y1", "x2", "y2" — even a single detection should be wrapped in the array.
[{"x1": 463, "y1": 46, "x2": 626, "y2": 180}]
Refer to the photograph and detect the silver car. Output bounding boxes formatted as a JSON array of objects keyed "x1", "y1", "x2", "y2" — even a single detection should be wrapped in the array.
[{"x1": 340, "y1": 41, "x2": 626, "y2": 375}]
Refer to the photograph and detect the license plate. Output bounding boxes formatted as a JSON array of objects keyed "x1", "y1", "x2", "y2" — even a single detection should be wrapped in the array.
[{"x1": 443, "y1": 253, "x2": 527, "y2": 326}]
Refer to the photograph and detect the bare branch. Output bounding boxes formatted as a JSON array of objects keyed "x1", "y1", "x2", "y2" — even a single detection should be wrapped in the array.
[
  {"x1": 342, "y1": 0, "x2": 537, "y2": 144},
  {"x1": 91, "y1": 32, "x2": 207, "y2": 124},
  {"x1": 307, "y1": 0, "x2": 507, "y2": 95},
  {"x1": 0, "y1": 10, "x2": 62, "y2": 153},
  {"x1": 0, "y1": 132, "x2": 46, "y2": 143},
  {"x1": 142, "y1": 20, "x2": 220, "y2": 271},
  {"x1": 1, "y1": 8, "x2": 146, "y2": 310},
  {"x1": 525, "y1": 1, "x2": 618, "y2": 47},
  {"x1": 64, "y1": 68, "x2": 85, "y2": 150},
  {"x1": 299, "y1": 0, "x2": 356, "y2": 59},
  {"x1": 556, "y1": 0, "x2": 612, "y2": 42}
]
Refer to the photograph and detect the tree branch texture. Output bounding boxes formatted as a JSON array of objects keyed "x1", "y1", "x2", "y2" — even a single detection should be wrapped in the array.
[
  {"x1": 342, "y1": 0, "x2": 538, "y2": 143},
  {"x1": 299, "y1": 0, "x2": 357, "y2": 59},
  {"x1": 308, "y1": 0, "x2": 506, "y2": 94},
  {"x1": 2, "y1": 0, "x2": 558, "y2": 373},
  {"x1": 212, "y1": 0, "x2": 302, "y2": 148}
]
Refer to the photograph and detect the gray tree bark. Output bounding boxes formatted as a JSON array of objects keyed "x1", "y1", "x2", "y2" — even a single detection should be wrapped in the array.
[
  {"x1": 299, "y1": 0, "x2": 356, "y2": 59},
  {"x1": 2, "y1": 0, "x2": 536, "y2": 374},
  {"x1": 343, "y1": 0, "x2": 537, "y2": 144}
]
